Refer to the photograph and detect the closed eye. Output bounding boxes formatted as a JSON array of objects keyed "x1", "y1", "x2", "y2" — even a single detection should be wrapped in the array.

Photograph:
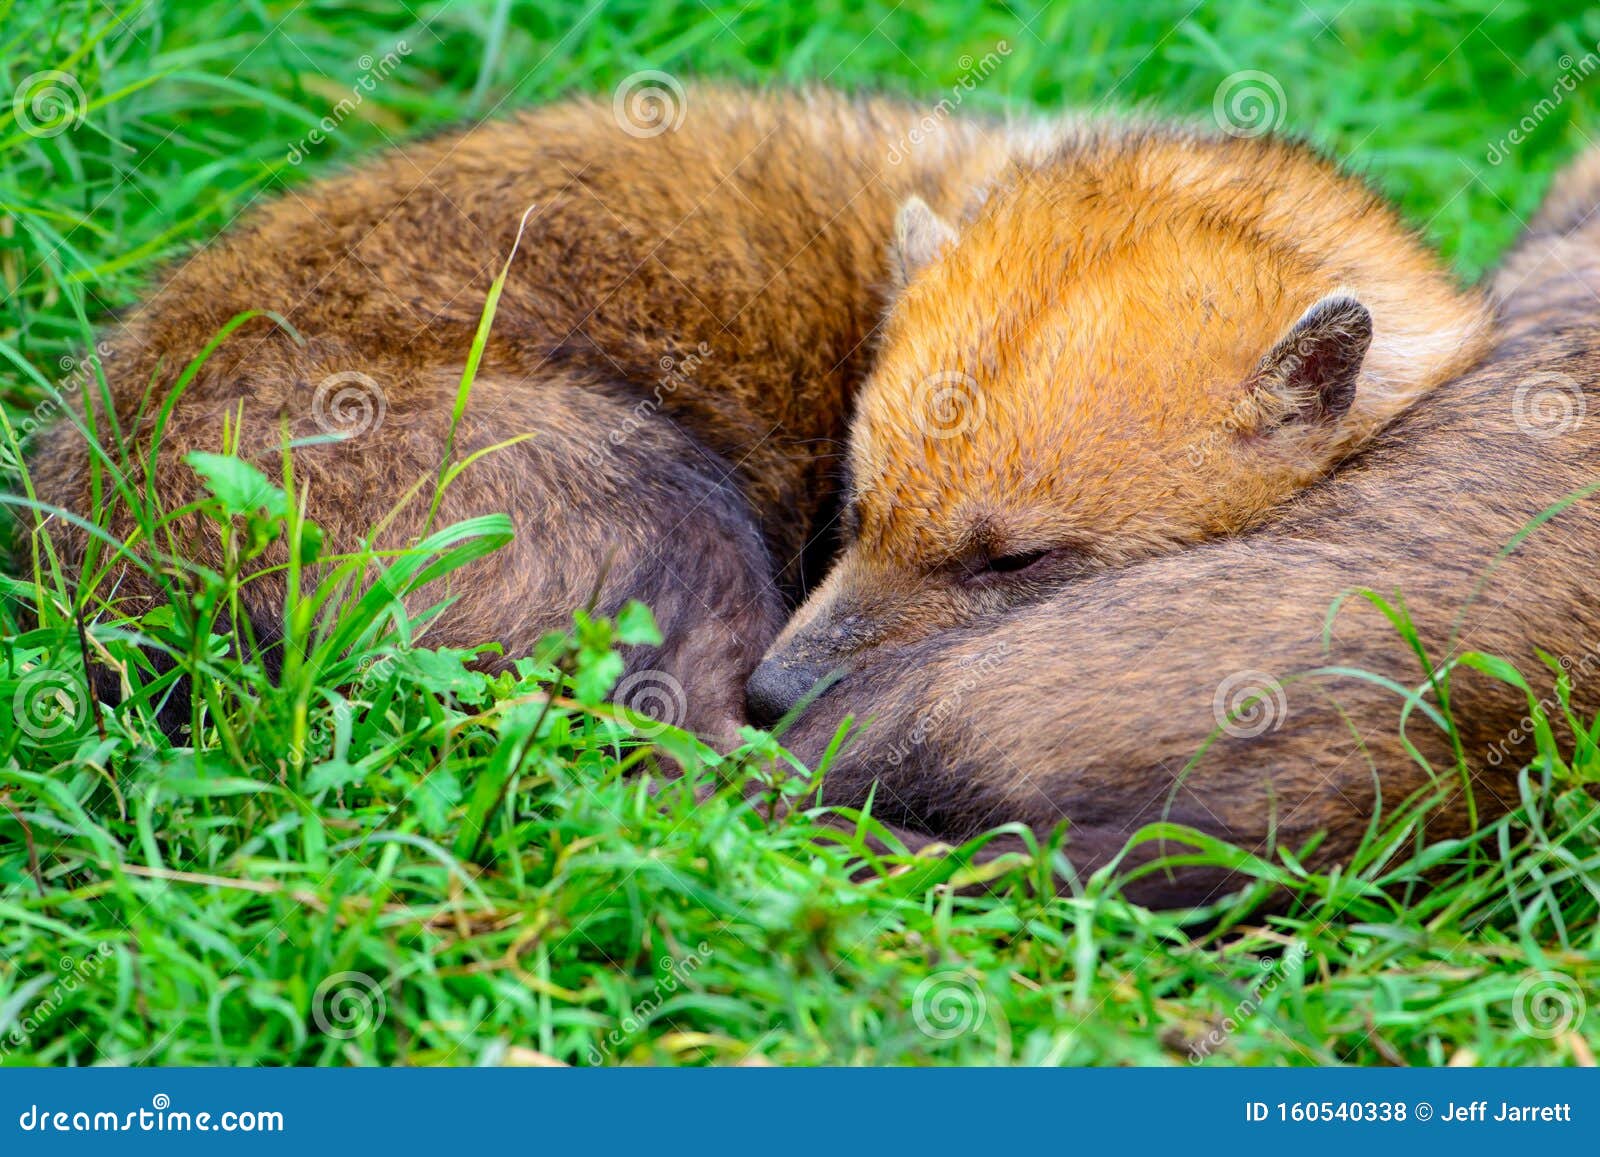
[
  {"x1": 985, "y1": 549, "x2": 1047, "y2": 574},
  {"x1": 958, "y1": 547, "x2": 1057, "y2": 584}
]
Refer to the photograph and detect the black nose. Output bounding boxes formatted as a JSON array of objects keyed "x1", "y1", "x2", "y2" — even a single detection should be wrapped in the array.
[{"x1": 745, "y1": 660, "x2": 826, "y2": 728}]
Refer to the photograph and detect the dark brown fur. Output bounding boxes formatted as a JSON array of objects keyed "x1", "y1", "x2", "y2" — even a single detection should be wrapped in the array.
[
  {"x1": 29, "y1": 86, "x2": 1600, "y2": 909},
  {"x1": 26, "y1": 90, "x2": 1009, "y2": 734},
  {"x1": 779, "y1": 156, "x2": 1600, "y2": 905}
]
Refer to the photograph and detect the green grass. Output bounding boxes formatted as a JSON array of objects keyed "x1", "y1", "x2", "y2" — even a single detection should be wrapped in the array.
[{"x1": 3, "y1": 0, "x2": 1600, "y2": 1066}]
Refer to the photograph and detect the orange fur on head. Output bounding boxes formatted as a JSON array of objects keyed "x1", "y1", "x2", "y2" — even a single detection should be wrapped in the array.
[{"x1": 747, "y1": 124, "x2": 1491, "y2": 724}]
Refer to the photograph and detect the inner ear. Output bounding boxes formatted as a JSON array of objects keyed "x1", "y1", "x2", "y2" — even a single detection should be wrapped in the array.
[
  {"x1": 890, "y1": 196, "x2": 958, "y2": 289},
  {"x1": 1248, "y1": 293, "x2": 1373, "y2": 427}
]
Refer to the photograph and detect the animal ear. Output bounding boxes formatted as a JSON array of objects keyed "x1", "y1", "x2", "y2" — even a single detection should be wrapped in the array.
[
  {"x1": 890, "y1": 196, "x2": 958, "y2": 289},
  {"x1": 1248, "y1": 293, "x2": 1372, "y2": 427}
]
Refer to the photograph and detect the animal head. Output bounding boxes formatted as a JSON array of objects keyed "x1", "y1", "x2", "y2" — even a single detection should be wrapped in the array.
[{"x1": 745, "y1": 127, "x2": 1491, "y2": 725}]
